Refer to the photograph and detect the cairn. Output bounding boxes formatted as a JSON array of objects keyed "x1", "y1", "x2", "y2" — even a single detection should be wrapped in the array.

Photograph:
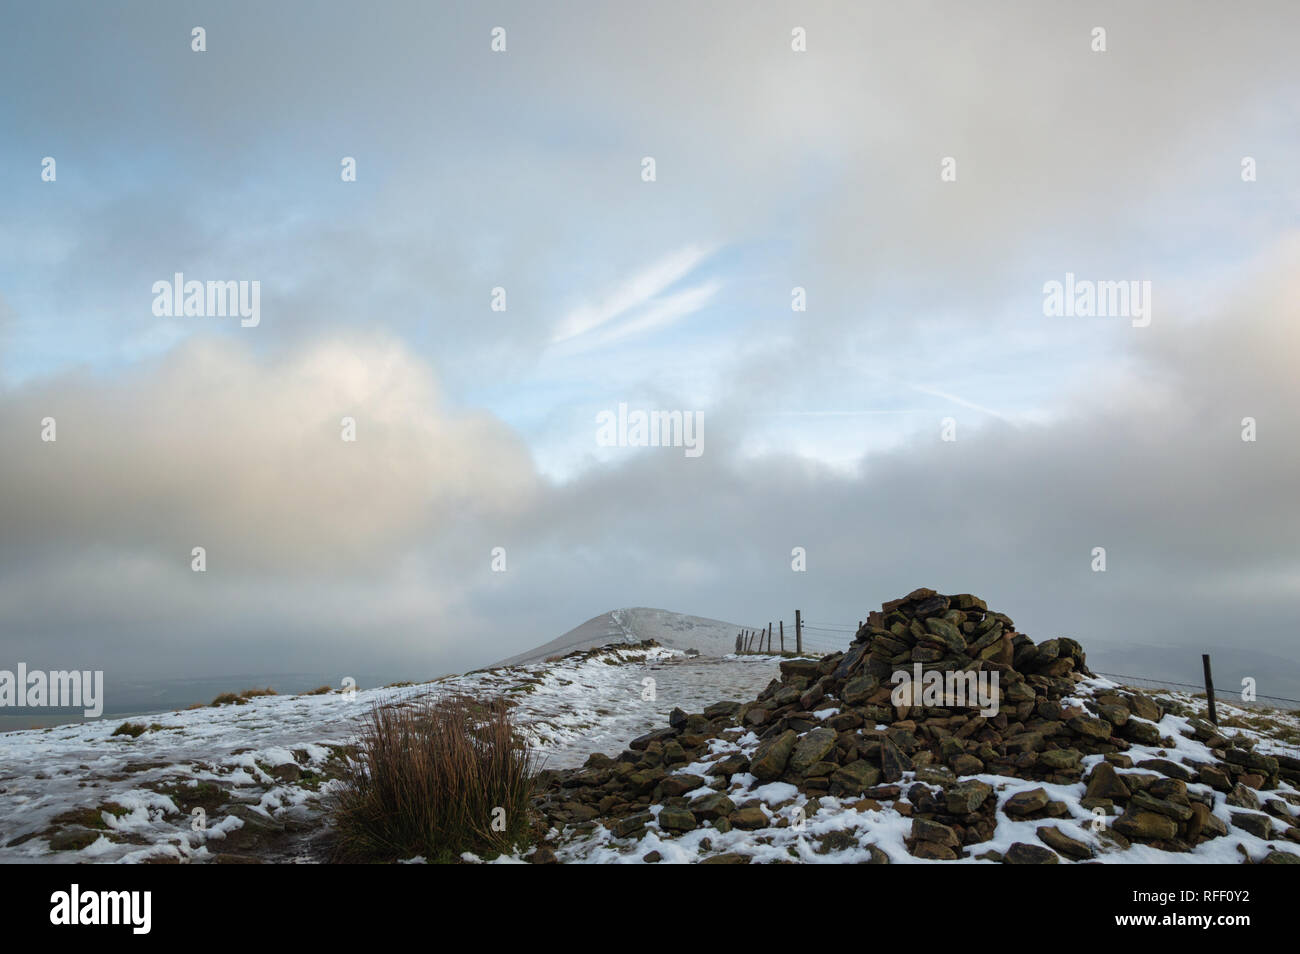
[{"x1": 532, "y1": 589, "x2": 1300, "y2": 863}]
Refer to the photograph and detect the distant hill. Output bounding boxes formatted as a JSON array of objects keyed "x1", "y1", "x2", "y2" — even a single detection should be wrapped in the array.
[{"x1": 491, "y1": 608, "x2": 748, "y2": 668}]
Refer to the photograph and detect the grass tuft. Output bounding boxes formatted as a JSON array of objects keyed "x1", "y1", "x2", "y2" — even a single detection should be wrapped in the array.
[
  {"x1": 331, "y1": 695, "x2": 537, "y2": 863},
  {"x1": 210, "y1": 687, "x2": 277, "y2": 707}
]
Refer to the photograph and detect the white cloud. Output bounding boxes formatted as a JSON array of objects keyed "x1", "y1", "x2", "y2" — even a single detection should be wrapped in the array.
[
  {"x1": 549, "y1": 244, "x2": 714, "y2": 345},
  {"x1": 0, "y1": 335, "x2": 538, "y2": 573}
]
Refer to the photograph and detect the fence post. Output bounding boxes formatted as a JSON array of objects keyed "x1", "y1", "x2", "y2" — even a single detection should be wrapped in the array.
[
  {"x1": 780, "y1": 620, "x2": 785, "y2": 653},
  {"x1": 795, "y1": 609, "x2": 802, "y2": 655},
  {"x1": 1202, "y1": 654, "x2": 1219, "y2": 725}
]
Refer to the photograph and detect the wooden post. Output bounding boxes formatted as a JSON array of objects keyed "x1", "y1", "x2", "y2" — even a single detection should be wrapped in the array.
[
  {"x1": 795, "y1": 609, "x2": 803, "y2": 655},
  {"x1": 767, "y1": 622, "x2": 772, "y2": 653},
  {"x1": 1202, "y1": 654, "x2": 1219, "y2": 725},
  {"x1": 780, "y1": 620, "x2": 785, "y2": 653}
]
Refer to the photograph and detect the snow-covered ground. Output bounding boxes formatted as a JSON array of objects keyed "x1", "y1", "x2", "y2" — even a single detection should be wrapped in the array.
[
  {"x1": 539, "y1": 676, "x2": 1300, "y2": 865},
  {"x1": 3, "y1": 645, "x2": 1297, "y2": 865},
  {"x1": 0, "y1": 645, "x2": 781, "y2": 863}
]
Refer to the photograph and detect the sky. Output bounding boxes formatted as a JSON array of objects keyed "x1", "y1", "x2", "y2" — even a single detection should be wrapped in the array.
[{"x1": 1, "y1": 2, "x2": 1298, "y2": 701}]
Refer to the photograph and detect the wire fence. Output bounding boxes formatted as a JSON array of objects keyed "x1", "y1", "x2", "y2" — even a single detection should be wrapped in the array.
[{"x1": 738, "y1": 617, "x2": 1300, "y2": 711}]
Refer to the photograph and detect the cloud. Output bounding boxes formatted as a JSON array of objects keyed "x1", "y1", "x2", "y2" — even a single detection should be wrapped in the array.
[
  {"x1": 908, "y1": 385, "x2": 1015, "y2": 425},
  {"x1": 1, "y1": 240, "x2": 1298, "y2": 693},
  {"x1": 0, "y1": 336, "x2": 538, "y2": 575},
  {"x1": 549, "y1": 244, "x2": 714, "y2": 345}
]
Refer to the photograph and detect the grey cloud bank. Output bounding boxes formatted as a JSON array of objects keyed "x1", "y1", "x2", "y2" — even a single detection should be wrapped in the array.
[{"x1": 2, "y1": 240, "x2": 1298, "y2": 696}]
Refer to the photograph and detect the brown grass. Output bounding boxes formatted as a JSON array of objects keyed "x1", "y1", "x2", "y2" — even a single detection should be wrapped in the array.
[
  {"x1": 210, "y1": 687, "x2": 277, "y2": 707},
  {"x1": 331, "y1": 695, "x2": 537, "y2": 862}
]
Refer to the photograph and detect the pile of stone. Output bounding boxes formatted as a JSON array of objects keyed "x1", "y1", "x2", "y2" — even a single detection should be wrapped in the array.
[{"x1": 531, "y1": 589, "x2": 1300, "y2": 863}]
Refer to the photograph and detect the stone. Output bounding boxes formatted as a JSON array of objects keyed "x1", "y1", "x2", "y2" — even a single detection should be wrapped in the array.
[
  {"x1": 657, "y1": 808, "x2": 696, "y2": 832},
  {"x1": 1226, "y1": 783, "x2": 1260, "y2": 810},
  {"x1": 951, "y1": 754, "x2": 985, "y2": 776},
  {"x1": 707, "y1": 753, "x2": 749, "y2": 778},
  {"x1": 1004, "y1": 788, "x2": 1050, "y2": 816},
  {"x1": 750, "y1": 730, "x2": 797, "y2": 782},
  {"x1": 729, "y1": 806, "x2": 769, "y2": 830},
  {"x1": 842, "y1": 675, "x2": 880, "y2": 705},
  {"x1": 922, "y1": 617, "x2": 967, "y2": 653},
  {"x1": 788, "y1": 727, "x2": 838, "y2": 776},
  {"x1": 1040, "y1": 748, "x2": 1081, "y2": 770},
  {"x1": 688, "y1": 793, "x2": 736, "y2": 821},
  {"x1": 657, "y1": 776, "x2": 697, "y2": 797},
  {"x1": 1261, "y1": 850, "x2": 1300, "y2": 864},
  {"x1": 946, "y1": 780, "x2": 993, "y2": 814},
  {"x1": 1131, "y1": 791, "x2": 1193, "y2": 823},
  {"x1": 779, "y1": 659, "x2": 822, "y2": 680},
  {"x1": 1187, "y1": 802, "x2": 1212, "y2": 843},
  {"x1": 612, "y1": 812, "x2": 653, "y2": 838},
  {"x1": 1121, "y1": 721, "x2": 1161, "y2": 745},
  {"x1": 831, "y1": 760, "x2": 881, "y2": 793},
  {"x1": 703, "y1": 700, "x2": 740, "y2": 720},
  {"x1": 912, "y1": 818, "x2": 961, "y2": 848},
  {"x1": 1126, "y1": 693, "x2": 1161, "y2": 721},
  {"x1": 1112, "y1": 810, "x2": 1178, "y2": 841},
  {"x1": 1068, "y1": 715, "x2": 1113, "y2": 742},
  {"x1": 1198, "y1": 765, "x2": 1231, "y2": 791},
  {"x1": 662, "y1": 741, "x2": 688, "y2": 765},
  {"x1": 1094, "y1": 703, "x2": 1130, "y2": 727},
  {"x1": 910, "y1": 840, "x2": 958, "y2": 860},
  {"x1": 1231, "y1": 812, "x2": 1273, "y2": 839},
  {"x1": 1004, "y1": 842, "x2": 1059, "y2": 864},
  {"x1": 1135, "y1": 759, "x2": 1193, "y2": 783},
  {"x1": 1036, "y1": 826, "x2": 1093, "y2": 860},
  {"x1": 880, "y1": 737, "x2": 914, "y2": 783}
]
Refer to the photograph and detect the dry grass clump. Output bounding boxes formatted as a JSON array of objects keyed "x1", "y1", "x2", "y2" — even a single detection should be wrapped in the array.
[{"x1": 332, "y1": 694, "x2": 537, "y2": 862}]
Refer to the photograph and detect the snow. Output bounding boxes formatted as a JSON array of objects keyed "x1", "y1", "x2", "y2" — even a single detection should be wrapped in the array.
[
  {"x1": 0, "y1": 644, "x2": 779, "y2": 863},
  {"x1": 2, "y1": 648, "x2": 1296, "y2": 865},
  {"x1": 491, "y1": 607, "x2": 754, "y2": 666},
  {"x1": 546, "y1": 674, "x2": 1300, "y2": 865}
]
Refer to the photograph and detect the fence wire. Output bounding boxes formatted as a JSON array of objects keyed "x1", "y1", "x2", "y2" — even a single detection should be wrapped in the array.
[{"x1": 736, "y1": 620, "x2": 1300, "y2": 711}]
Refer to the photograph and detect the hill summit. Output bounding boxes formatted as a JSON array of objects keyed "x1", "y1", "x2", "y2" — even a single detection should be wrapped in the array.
[{"x1": 532, "y1": 588, "x2": 1300, "y2": 863}]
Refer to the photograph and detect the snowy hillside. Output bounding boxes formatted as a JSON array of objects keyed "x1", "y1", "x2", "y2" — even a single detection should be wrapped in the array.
[
  {"x1": 492, "y1": 607, "x2": 751, "y2": 667},
  {"x1": 0, "y1": 644, "x2": 781, "y2": 863}
]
